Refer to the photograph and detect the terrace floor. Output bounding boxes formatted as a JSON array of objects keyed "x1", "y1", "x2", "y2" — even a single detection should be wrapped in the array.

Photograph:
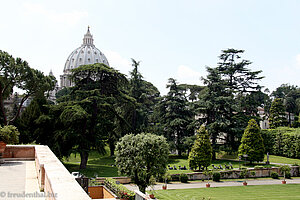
[{"x1": 0, "y1": 160, "x2": 44, "y2": 200}]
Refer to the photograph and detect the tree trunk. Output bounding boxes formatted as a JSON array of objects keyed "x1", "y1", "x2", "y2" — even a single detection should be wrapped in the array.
[
  {"x1": 212, "y1": 150, "x2": 216, "y2": 160},
  {"x1": 138, "y1": 185, "x2": 146, "y2": 194},
  {"x1": 109, "y1": 141, "x2": 115, "y2": 156},
  {"x1": 80, "y1": 151, "x2": 89, "y2": 169}
]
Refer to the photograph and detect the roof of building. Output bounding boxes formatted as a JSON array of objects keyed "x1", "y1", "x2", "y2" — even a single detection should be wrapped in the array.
[{"x1": 63, "y1": 27, "x2": 109, "y2": 73}]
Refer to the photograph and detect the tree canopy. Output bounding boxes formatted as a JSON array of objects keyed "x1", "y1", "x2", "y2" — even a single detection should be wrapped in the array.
[
  {"x1": 39, "y1": 63, "x2": 133, "y2": 169},
  {"x1": 269, "y1": 98, "x2": 287, "y2": 129},
  {"x1": 0, "y1": 50, "x2": 56, "y2": 125},
  {"x1": 154, "y1": 78, "x2": 194, "y2": 155},
  {"x1": 115, "y1": 133, "x2": 169, "y2": 193},
  {"x1": 196, "y1": 49, "x2": 264, "y2": 153}
]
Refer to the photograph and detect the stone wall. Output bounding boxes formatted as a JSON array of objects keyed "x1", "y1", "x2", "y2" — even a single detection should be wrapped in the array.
[
  {"x1": 88, "y1": 186, "x2": 116, "y2": 199},
  {"x1": 180, "y1": 166, "x2": 300, "y2": 181},
  {"x1": 3, "y1": 145, "x2": 91, "y2": 200},
  {"x1": 3, "y1": 145, "x2": 35, "y2": 159}
]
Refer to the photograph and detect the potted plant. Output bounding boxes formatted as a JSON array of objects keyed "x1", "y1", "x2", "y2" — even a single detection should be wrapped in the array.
[
  {"x1": 0, "y1": 125, "x2": 20, "y2": 163},
  {"x1": 280, "y1": 165, "x2": 291, "y2": 184},
  {"x1": 162, "y1": 172, "x2": 170, "y2": 190},
  {"x1": 149, "y1": 176, "x2": 156, "y2": 199},
  {"x1": 241, "y1": 169, "x2": 249, "y2": 186},
  {"x1": 204, "y1": 170, "x2": 213, "y2": 187}
]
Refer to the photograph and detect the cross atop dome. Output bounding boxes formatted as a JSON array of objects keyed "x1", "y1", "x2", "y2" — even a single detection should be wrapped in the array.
[{"x1": 82, "y1": 26, "x2": 94, "y2": 46}]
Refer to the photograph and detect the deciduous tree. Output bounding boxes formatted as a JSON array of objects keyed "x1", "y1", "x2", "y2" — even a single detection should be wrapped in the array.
[
  {"x1": 0, "y1": 50, "x2": 56, "y2": 125},
  {"x1": 115, "y1": 133, "x2": 169, "y2": 193}
]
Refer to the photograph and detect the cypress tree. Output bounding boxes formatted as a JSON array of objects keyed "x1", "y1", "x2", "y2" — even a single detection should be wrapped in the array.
[
  {"x1": 188, "y1": 126, "x2": 212, "y2": 170},
  {"x1": 269, "y1": 98, "x2": 287, "y2": 128},
  {"x1": 238, "y1": 119, "x2": 265, "y2": 163}
]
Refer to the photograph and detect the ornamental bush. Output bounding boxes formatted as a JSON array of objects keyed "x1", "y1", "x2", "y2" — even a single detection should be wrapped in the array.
[
  {"x1": 188, "y1": 126, "x2": 212, "y2": 170},
  {"x1": 212, "y1": 172, "x2": 221, "y2": 182},
  {"x1": 179, "y1": 173, "x2": 188, "y2": 183},
  {"x1": 104, "y1": 178, "x2": 135, "y2": 200},
  {"x1": 271, "y1": 172, "x2": 279, "y2": 179},
  {"x1": 238, "y1": 119, "x2": 265, "y2": 163}
]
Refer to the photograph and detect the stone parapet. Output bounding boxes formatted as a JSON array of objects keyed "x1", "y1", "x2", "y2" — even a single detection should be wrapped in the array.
[{"x1": 3, "y1": 145, "x2": 91, "y2": 200}]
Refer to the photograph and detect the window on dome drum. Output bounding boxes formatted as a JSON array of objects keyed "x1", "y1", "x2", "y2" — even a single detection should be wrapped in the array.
[
  {"x1": 79, "y1": 58, "x2": 82, "y2": 62},
  {"x1": 94, "y1": 52, "x2": 97, "y2": 54},
  {"x1": 81, "y1": 51, "x2": 84, "y2": 53},
  {"x1": 88, "y1": 58, "x2": 90, "y2": 62},
  {"x1": 88, "y1": 51, "x2": 90, "y2": 54},
  {"x1": 96, "y1": 59, "x2": 98, "y2": 62}
]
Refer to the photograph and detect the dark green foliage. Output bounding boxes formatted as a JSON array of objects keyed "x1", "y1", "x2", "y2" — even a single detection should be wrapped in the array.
[
  {"x1": 179, "y1": 173, "x2": 188, "y2": 183},
  {"x1": 55, "y1": 87, "x2": 71, "y2": 100},
  {"x1": 0, "y1": 50, "x2": 56, "y2": 125},
  {"x1": 270, "y1": 172, "x2": 279, "y2": 179},
  {"x1": 128, "y1": 59, "x2": 160, "y2": 134},
  {"x1": 212, "y1": 172, "x2": 221, "y2": 182},
  {"x1": 261, "y1": 127, "x2": 300, "y2": 158},
  {"x1": 285, "y1": 172, "x2": 291, "y2": 179},
  {"x1": 196, "y1": 49, "x2": 264, "y2": 153},
  {"x1": 188, "y1": 126, "x2": 212, "y2": 170},
  {"x1": 269, "y1": 98, "x2": 288, "y2": 128},
  {"x1": 17, "y1": 93, "x2": 48, "y2": 144},
  {"x1": 154, "y1": 78, "x2": 194, "y2": 155},
  {"x1": 37, "y1": 63, "x2": 132, "y2": 169},
  {"x1": 238, "y1": 119, "x2": 265, "y2": 163},
  {"x1": 115, "y1": 133, "x2": 169, "y2": 193}
]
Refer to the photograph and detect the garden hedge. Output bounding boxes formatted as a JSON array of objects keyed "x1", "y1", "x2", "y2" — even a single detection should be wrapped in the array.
[{"x1": 261, "y1": 127, "x2": 300, "y2": 158}]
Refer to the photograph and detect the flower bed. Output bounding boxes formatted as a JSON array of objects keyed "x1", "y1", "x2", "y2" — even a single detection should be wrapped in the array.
[{"x1": 104, "y1": 178, "x2": 135, "y2": 200}]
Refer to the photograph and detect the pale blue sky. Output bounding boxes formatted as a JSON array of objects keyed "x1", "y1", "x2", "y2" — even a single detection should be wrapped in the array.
[{"x1": 1, "y1": 0, "x2": 300, "y2": 94}]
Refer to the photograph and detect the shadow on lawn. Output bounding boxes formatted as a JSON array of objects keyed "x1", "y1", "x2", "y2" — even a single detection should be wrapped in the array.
[{"x1": 63, "y1": 162, "x2": 119, "y2": 177}]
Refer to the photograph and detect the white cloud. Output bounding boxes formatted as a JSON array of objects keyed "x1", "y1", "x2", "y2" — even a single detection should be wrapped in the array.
[
  {"x1": 176, "y1": 65, "x2": 202, "y2": 84},
  {"x1": 22, "y1": 3, "x2": 88, "y2": 26},
  {"x1": 102, "y1": 50, "x2": 131, "y2": 75}
]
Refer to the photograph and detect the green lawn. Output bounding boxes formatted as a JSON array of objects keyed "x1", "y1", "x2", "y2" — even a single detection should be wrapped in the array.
[
  {"x1": 154, "y1": 184, "x2": 300, "y2": 200},
  {"x1": 62, "y1": 150, "x2": 119, "y2": 177},
  {"x1": 264, "y1": 155, "x2": 300, "y2": 165},
  {"x1": 217, "y1": 151, "x2": 300, "y2": 165},
  {"x1": 62, "y1": 150, "x2": 300, "y2": 178}
]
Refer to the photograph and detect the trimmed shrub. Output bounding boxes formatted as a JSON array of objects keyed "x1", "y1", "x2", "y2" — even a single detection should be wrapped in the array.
[
  {"x1": 179, "y1": 173, "x2": 188, "y2": 183},
  {"x1": 238, "y1": 119, "x2": 265, "y2": 163},
  {"x1": 271, "y1": 172, "x2": 279, "y2": 179},
  {"x1": 212, "y1": 172, "x2": 221, "y2": 182}
]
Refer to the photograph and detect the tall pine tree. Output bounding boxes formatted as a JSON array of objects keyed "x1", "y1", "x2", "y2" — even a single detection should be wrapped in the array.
[{"x1": 155, "y1": 78, "x2": 194, "y2": 156}]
